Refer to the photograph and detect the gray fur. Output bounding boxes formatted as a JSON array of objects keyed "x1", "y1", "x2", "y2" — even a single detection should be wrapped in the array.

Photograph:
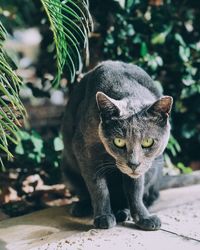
[{"x1": 61, "y1": 61, "x2": 173, "y2": 230}]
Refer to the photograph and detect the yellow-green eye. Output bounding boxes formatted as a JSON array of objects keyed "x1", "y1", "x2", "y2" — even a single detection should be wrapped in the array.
[
  {"x1": 113, "y1": 138, "x2": 126, "y2": 148},
  {"x1": 141, "y1": 138, "x2": 154, "y2": 148}
]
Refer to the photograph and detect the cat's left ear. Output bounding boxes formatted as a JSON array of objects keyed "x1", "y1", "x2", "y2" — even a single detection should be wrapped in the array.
[
  {"x1": 148, "y1": 96, "x2": 173, "y2": 118},
  {"x1": 96, "y1": 92, "x2": 121, "y2": 119}
]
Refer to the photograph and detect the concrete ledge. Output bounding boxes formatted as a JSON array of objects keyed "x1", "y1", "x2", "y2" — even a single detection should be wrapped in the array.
[{"x1": 0, "y1": 185, "x2": 200, "y2": 250}]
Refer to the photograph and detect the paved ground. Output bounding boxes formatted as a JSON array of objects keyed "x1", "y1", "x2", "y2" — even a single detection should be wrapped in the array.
[{"x1": 0, "y1": 185, "x2": 200, "y2": 250}]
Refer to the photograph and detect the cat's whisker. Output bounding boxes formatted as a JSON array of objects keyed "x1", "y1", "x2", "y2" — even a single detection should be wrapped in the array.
[
  {"x1": 104, "y1": 168, "x2": 116, "y2": 176},
  {"x1": 96, "y1": 162, "x2": 115, "y2": 168},
  {"x1": 116, "y1": 161, "x2": 128, "y2": 169},
  {"x1": 95, "y1": 165, "x2": 115, "y2": 175},
  {"x1": 96, "y1": 165, "x2": 114, "y2": 172},
  {"x1": 95, "y1": 164, "x2": 116, "y2": 178},
  {"x1": 97, "y1": 168, "x2": 116, "y2": 179},
  {"x1": 97, "y1": 165, "x2": 116, "y2": 173}
]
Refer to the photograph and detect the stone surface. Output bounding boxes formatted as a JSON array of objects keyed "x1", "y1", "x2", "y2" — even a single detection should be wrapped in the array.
[
  {"x1": 0, "y1": 210, "x2": 9, "y2": 221},
  {"x1": 0, "y1": 185, "x2": 200, "y2": 250}
]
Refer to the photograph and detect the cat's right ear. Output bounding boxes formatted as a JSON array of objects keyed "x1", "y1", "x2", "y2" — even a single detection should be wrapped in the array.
[
  {"x1": 96, "y1": 92, "x2": 121, "y2": 120},
  {"x1": 147, "y1": 96, "x2": 173, "y2": 118}
]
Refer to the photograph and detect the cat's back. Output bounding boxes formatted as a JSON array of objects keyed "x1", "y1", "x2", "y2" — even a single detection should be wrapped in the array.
[
  {"x1": 84, "y1": 61, "x2": 162, "y2": 100},
  {"x1": 63, "y1": 61, "x2": 163, "y2": 127}
]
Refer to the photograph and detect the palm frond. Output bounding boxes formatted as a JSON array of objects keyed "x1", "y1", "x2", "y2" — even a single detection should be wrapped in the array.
[
  {"x1": 0, "y1": 21, "x2": 26, "y2": 168},
  {"x1": 41, "y1": 0, "x2": 93, "y2": 85}
]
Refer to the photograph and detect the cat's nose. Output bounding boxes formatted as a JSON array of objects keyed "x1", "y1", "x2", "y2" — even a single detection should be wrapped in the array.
[{"x1": 127, "y1": 161, "x2": 141, "y2": 170}]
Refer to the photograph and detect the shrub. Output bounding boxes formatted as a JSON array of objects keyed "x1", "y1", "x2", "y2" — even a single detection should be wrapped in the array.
[{"x1": 103, "y1": 0, "x2": 200, "y2": 164}]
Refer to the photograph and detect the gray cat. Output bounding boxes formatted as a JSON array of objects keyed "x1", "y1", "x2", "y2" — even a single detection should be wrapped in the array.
[{"x1": 61, "y1": 61, "x2": 173, "y2": 231}]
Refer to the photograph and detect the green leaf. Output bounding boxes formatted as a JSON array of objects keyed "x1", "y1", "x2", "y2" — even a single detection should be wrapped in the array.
[
  {"x1": 18, "y1": 130, "x2": 30, "y2": 140},
  {"x1": 54, "y1": 136, "x2": 64, "y2": 151},
  {"x1": 190, "y1": 42, "x2": 200, "y2": 52},
  {"x1": 155, "y1": 56, "x2": 163, "y2": 66},
  {"x1": 0, "y1": 22, "x2": 26, "y2": 166},
  {"x1": 106, "y1": 34, "x2": 115, "y2": 45},
  {"x1": 140, "y1": 42, "x2": 148, "y2": 57},
  {"x1": 167, "y1": 135, "x2": 181, "y2": 156},
  {"x1": 126, "y1": 24, "x2": 135, "y2": 36},
  {"x1": 151, "y1": 26, "x2": 172, "y2": 45},
  {"x1": 115, "y1": 0, "x2": 126, "y2": 8},
  {"x1": 151, "y1": 33, "x2": 166, "y2": 45},
  {"x1": 177, "y1": 162, "x2": 192, "y2": 174},
  {"x1": 175, "y1": 33, "x2": 186, "y2": 47},
  {"x1": 40, "y1": 0, "x2": 93, "y2": 85},
  {"x1": 30, "y1": 132, "x2": 43, "y2": 153},
  {"x1": 182, "y1": 76, "x2": 195, "y2": 86},
  {"x1": 15, "y1": 143, "x2": 24, "y2": 155},
  {"x1": 179, "y1": 46, "x2": 190, "y2": 62},
  {"x1": 126, "y1": 0, "x2": 135, "y2": 9},
  {"x1": 132, "y1": 35, "x2": 142, "y2": 44}
]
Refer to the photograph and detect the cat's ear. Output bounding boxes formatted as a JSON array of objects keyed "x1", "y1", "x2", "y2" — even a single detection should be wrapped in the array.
[
  {"x1": 148, "y1": 96, "x2": 173, "y2": 118},
  {"x1": 96, "y1": 92, "x2": 121, "y2": 119}
]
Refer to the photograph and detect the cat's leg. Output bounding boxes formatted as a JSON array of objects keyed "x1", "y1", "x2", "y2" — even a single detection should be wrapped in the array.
[
  {"x1": 143, "y1": 185, "x2": 159, "y2": 207},
  {"x1": 81, "y1": 171, "x2": 116, "y2": 229},
  {"x1": 143, "y1": 156, "x2": 163, "y2": 207},
  {"x1": 143, "y1": 175, "x2": 160, "y2": 207},
  {"x1": 113, "y1": 187, "x2": 131, "y2": 223},
  {"x1": 72, "y1": 131, "x2": 115, "y2": 228},
  {"x1": 108, "y1": 172, "x2": 131, "y2": 222},
  {"x1": 65, "y1": 173, "x2": 92, "y2": 217},
  {"x1": 71, "y1": 199, "x2": 92, "y2": 217},
  {"x1": 69, "y1": 177, "x2": 92, "y2": 217},
  {"x1": 61, "y1": 154, "x2": 92, "y2": 217},
  {"x1": 68, "y1": 173, "x2": 92, "y2": 217},
  {"x1": 123, "y1": 174, "x2": 161, "y2": 231},
  {"x1": 115, "y1": 209, "x2": 131, "y2": 223}
]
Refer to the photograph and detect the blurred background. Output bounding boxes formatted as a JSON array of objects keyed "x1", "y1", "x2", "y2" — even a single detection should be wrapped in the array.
[{"x1": 0, "y1": 0, "x2": 200, "y2": 219}]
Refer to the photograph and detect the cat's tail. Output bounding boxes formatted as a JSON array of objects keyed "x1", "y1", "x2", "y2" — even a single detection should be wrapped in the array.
[{"x1": 160, "y1": 170, "x2": 200, "y2": 190}]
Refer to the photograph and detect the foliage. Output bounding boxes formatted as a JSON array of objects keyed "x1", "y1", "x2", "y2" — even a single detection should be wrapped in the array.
[
  {"x1": 1, "y1": 0, "x2": 92, "y2": 86},
  {"x1": 41, "y1": 0, "x2": 93, "y2": 85},
  {"x1": 167, "y1": 135, "x2": 181, "y2": 158},
  {"x1": 0, "y1": 0, "x2": 92, "y2": 167},
  {"x1": 1, "y1": 0, "x2": 199, "y2": 171},
  {"x1": 176, "y1": 162, "x2": 192, "y2": 174},
  {"x1": 0, "y1": 22, "x2": 26, "y2": 168},
  {"x1": 14, "y1": 130, "x2": 64, "y2": 182},
  {"x1": 103, "y1": 0, "x2": 200, "y2": 164}
]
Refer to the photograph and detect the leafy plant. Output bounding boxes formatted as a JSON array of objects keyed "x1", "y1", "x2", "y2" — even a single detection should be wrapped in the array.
[
  {"x1": 167, "y1": 135, "x2": 181, "y2": 157},
  {"x1": 41, "y1": 0, "x2": 93, "y2": 85},
  {"x1": 0, "y1": 0, "x2": 92, "y2": 168},
  {"x1": 0, "y1": 22, "x2": 26, "y2": 168},
  {"x1": 176, "y1": 162, "x2": 192, "y2": 174},
  {"x1": 103, "y1": 0, "x2": 200, "y2": 164},
  {"x1": 15, "y1": 130, "x2": 45, "y2": 164},
  {"x1": 15, "y1": 130, "x2": 64, "y2": 182}
]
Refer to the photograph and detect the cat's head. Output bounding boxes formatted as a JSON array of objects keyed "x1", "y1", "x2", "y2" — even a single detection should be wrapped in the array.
[{"x1": 96, "y1": 91, "x2": 173, "y2": 178}]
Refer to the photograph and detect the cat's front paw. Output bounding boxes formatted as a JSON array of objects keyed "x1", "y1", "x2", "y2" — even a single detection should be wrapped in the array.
[
  {"x1": 135, "y1": 215, "x2": 161, "y2": 231},
  {"x1": 94, "y1": 214, "x2": 116, "y2": 229}
]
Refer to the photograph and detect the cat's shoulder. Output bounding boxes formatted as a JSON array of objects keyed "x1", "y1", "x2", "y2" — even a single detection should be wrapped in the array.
[
  {"x1": 93, "y1": 60, "x2": 143, "y2": 73},
  {"x1": 86, "y1": 60, "x2": 153, "y2": 81},
  {"x1": 80, "y1": 60, "x2": 162, "y2": 97}
]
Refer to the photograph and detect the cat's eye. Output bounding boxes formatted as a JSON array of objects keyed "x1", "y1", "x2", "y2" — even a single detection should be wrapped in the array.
[
  {"x1": 113, "y1": 138, "x2": 126, "y2": 148},
  {"x1": 141, "y1": 138, "x2": 154, "y2": 148}
]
